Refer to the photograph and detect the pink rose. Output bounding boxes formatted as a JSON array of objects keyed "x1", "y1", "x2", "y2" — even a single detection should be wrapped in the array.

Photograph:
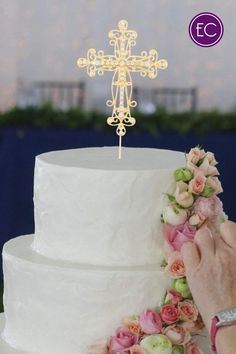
[
  {"x1": 162, "y1": 324, "x2": 191, "y2": 345},
  {"x1": 206, "y1": 176, "x2": 223, "y2": 195},
  {"x1": 129, "y1": 345, "x2": 147, "y2": 354},
  {"x1": 178, "y1": 300, "x2": 198, "y2": 322},
  {"x1": 189, "y1": 173, "x2": 206, "y2": 194},
  {"x1": 165, "y1": 289, "x2": 183, "y2": 305},
  {"x1": 109, "y1": 327, "x2": 139, "y2": 354},
  {"x1": 182, "y1": 315, "x2": 204, "y2": 334},
  {"x1": 140, "y1": 309, "x2": 162, "y2": 334},
  {"x1": 163, "y1": 223, "x2": 196, "y2": 255},
  {"x1": 198, "y1": 157, "x2": 219, "y2": 176},
  {"x1": 166, "y1": 252, "x2": 186, "y2": 279},
  {"x1": 194, "y1": 196, "x2": 223, "y2": 221},
  {"x1": 185, "y1": 341, "x2": 203, "y2": 354},
  {"x1": 88, "y1": 339, "x2": 108, "y2": 354},
  {"x1": 187, "y1": 147, "x2": 205, "y2": 165},
  {"x1": 160, "y1": 304, "x2": 180, "y2": 325}
]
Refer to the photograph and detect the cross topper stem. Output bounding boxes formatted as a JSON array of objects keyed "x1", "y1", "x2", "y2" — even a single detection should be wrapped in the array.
[{"x1": 77, "y1": 19, "x2": 168, "y2": 159}]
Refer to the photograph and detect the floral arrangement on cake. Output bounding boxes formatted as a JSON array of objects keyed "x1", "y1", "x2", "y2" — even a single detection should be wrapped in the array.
[{"x1": 88, "y1": 147, "x2": 226, "y2": 354}]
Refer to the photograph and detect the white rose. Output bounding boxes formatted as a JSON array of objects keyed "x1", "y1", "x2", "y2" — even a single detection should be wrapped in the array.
[
  {"x1": 206, "y1": 176, "x2": 223, "y2": 195},
  {"x1": 198, "y1": 158, "x2": 219, "y2": 177},
  {"x1": 174, "y1": 181, "x2": 194, "y2": 208},
  {"x1": 163, "y1": 205, "x2": 188, "y2": 226},
  {"x1": 187, "y1": 147, "x2": 205, "y2": 165},
  {"x1": 205, "y1": 151, "x2": 218, "y2": 166}
]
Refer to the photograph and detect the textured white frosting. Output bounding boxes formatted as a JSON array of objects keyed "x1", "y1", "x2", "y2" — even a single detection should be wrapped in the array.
[
  {"x1": 0, "y1": 315, "x2": 26, "y2": 354},
  {"x1": 2, "y1": 236, "x2": 172, "y2": 354},
  {"x1": 0, "y1": 314, "x2": 212, "y2": 354},
  {"x1": 33, "y1": 147, "x2": 185, "y2": 265}
]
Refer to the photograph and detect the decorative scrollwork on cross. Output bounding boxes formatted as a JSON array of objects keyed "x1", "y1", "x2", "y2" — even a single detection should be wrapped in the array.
[{"x1": 77, "y1": 19, "x2": 168, "y2": 159}]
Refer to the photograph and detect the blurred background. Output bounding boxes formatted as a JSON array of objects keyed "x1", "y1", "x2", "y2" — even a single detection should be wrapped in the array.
[
  {"x1": 0, "y1": 0, "x2": 236, "y2": 301},
  {"x1": 1, "y1": 0, "x2": 236, "y2": 111}
]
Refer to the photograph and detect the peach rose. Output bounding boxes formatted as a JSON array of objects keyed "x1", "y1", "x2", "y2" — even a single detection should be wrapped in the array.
[
  {"x1": 185, "y1": 341, "x2": 203, "y2": 354},
  {"x1": 162, "y1": 324, "x2": 191, "y2": 345},
  {"x1": 182, "y1": 314, "x2": 204, "y2": 334},
  {"x1": 88, "y1": 339, "x2": 108, "y2": 354},
  {"x1": 188, "y1": 213, "x2": 206, "y2": 227},
  {"x1": 188, "y1": 173, "x2": 206, "y2": 194},
  {"x1": 178, "y1": 300, "x2": 198, "y2": 322},
  {"x1": 123, "y1": 317, "x2": 142, "y2": 337},
  {"x1": 166, "y1": 252, "x2": 186, "y2": 279},
  {"x1": 175, "y1": 181, "x2": 194, "y2": 208},
  {"x1": 206, "y1": 176, "x2": 223, "y2": 195},
  {"x1": 187, "y1": 147, "x2": 205, "y2": 165},
  {"x1": 198, "y1": 157, "x2": 219, "y2": 176},
  {"x1": 129, "y1": 345, "x2": 147, "y2": 354}
]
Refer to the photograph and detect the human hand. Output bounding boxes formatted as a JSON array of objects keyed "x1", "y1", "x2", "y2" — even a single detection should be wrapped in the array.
[{"x1": 181, "y1": 220, "x2": 236, "y2": 332}]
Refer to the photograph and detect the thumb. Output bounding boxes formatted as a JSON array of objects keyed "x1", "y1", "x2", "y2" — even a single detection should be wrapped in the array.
[{"x1": 181, "y1": 241, "x2": 200, "y2": 276}]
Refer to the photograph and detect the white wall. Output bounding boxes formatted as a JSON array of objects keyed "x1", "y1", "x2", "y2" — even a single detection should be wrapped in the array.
[{"x1": 0, "y1": 0, "x2": 236, "y2": 111}]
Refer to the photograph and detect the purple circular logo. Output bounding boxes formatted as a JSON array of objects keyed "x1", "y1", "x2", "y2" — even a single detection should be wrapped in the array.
[{"x1": 189, "y1": 12, "x2": 224, "y2": 47}]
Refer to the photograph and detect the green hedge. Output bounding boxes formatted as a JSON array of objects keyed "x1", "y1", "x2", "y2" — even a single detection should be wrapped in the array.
[{"x1": 0, "y1": 105, "x2": 236, "y2": 135}]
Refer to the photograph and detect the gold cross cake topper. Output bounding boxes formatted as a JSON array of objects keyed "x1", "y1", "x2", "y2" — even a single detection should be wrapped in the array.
[{"x1": 77, "y1": 20, "x2": 168, "y2": 159}]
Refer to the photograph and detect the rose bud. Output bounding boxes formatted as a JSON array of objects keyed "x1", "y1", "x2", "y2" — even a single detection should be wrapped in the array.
[
  {"x1": 172, "y1": 278, "x2": 191, "y2": 299},
  {"x1": 140, "y1": 334, "x2": 172, "y2": 354},
  {"x1": 163, "y1": 205, "x2": 188, "y2": 226},
  {"x1": 172, "y1": 344, "x2": 185, "y2": 354},
  {"x1": 174, "y1": 168, "x2": 193, "y2": 182}
]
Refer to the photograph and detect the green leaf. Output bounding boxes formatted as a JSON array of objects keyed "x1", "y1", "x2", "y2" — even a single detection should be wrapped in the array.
[
  {"x1": 201, "y1": 185, "x2": 215, "y2": 197},
  {"x1": 160, "y1": 258, "x2": 168, "y2": 267},
  {"x1": 166, "y1": 194, "x2": 176, "y2": 202}
]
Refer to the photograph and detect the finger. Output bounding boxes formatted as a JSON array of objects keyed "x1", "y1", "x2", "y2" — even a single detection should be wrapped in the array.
[
  {"x1": 195, "y1": 227, "x2": 215, "y2": 257},
  {"x1": 220, "y1": 220, "x2": 236, "y2": 249},
  {"x1": 181, "y1": 242, "x2": 200, "y2": 274}
]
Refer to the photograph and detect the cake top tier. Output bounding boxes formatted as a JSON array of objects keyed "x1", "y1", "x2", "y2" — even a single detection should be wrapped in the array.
[
  {"x1": 37, "y1": 146, "x2": 184, "y2": 171},
  {"x1": 33, "y1": 146, "x2": 185, "y2": 266}
]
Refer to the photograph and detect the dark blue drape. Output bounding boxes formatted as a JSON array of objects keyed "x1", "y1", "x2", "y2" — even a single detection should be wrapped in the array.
[{"x1": 0, "y1": 128, "x2": 235, "y2": 275}]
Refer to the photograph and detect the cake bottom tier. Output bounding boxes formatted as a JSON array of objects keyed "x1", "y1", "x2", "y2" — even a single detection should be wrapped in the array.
[
  {"x1": 0, "y1": 313, "x2": 212, "y2": 354},
  {"x1": 2, "y1": 235, "x2": 173, "y2": 354},
  {"x1": 0, "y1": 314, "x2": 25, "y2": 354}
]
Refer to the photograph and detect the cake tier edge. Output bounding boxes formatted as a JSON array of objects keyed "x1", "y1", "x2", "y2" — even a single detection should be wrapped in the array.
[{"x1": 2, "y1": 235, "x2": 172, "y2": 354}]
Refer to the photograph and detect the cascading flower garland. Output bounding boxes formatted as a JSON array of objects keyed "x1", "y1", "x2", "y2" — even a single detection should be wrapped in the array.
[{"x1": 88, "y1": 147, "x2": 226, "y2": 354}]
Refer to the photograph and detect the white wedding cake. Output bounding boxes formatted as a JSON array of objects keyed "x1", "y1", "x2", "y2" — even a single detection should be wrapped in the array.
[{"x1": 0, "y1": 146, "x2": 211, "y2": 353}]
